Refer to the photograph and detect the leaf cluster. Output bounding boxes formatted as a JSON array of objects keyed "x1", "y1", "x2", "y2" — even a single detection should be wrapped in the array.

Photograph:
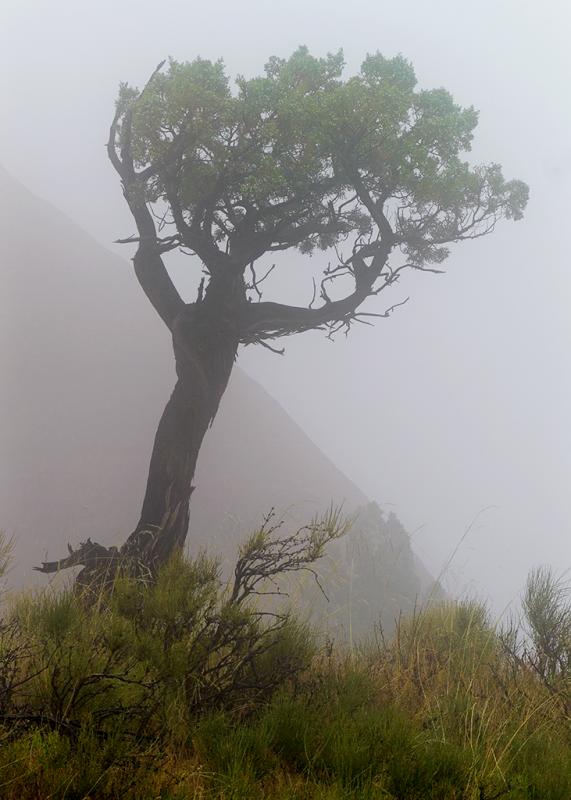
[{"x1": 117, "y1": 47, "x2": 528, "y2": 271}]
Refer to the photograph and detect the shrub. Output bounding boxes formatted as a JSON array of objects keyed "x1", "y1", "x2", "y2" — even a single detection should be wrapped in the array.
[{"x1": 0, "y1": 531, "x2": 569, "y2": 798}]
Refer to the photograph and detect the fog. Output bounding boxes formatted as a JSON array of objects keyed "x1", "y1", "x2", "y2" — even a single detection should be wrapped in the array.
[{"x1": 1, "y1": 0, "x2": 569, "y2": 612}]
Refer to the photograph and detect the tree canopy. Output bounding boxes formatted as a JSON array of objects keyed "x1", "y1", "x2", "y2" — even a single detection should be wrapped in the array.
[
  {"x1": 68, "y1": 46, "x2": 532, "y2": 579},
  {"x1": 110, "y1": 47, "x2": 528, "y2": 343}
]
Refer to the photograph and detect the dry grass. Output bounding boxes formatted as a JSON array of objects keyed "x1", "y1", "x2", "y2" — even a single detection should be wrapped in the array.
[{"x1": 0, "y1": 529, "x2": 568, "y2": 798}]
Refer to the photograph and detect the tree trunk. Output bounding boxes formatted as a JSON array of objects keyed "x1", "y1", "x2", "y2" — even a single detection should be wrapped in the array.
[
  {"x1": 35, "y1": 275, "x2": 244, "y2": 587},
  {"x1": 120, "y1": 299, "x2": 239, "y2": 570}
]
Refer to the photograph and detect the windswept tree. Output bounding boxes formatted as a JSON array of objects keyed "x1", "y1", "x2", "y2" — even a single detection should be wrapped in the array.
[{"x1": 38, "y1": 48, "x2": 527, "y2": 581}]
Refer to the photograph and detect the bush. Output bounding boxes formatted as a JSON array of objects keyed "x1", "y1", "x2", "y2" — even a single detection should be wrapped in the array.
[
  {"x1": 522, "y1": 566, "x2": 570, "y2": 680},
  {"x1": 2, "y1": 512, "x2": 344, "y2": 738},
  {"x1": 0, "y1": 531, "x2": 569, "y2": 798}
]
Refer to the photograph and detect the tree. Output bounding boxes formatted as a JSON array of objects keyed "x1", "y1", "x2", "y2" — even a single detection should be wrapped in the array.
[{"x1": 37, "y1": 48, "x2": 528, "y2": 583}]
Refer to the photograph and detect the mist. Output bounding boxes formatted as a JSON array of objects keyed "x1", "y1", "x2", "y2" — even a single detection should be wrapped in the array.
[{"x1": 1, "y1": 0, "x2": 570, "y2": 617}]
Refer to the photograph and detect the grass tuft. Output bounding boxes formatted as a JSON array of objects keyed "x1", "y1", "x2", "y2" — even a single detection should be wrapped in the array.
[{"x1": 0, "y1": 539, "x2": 567, "y2": 798}]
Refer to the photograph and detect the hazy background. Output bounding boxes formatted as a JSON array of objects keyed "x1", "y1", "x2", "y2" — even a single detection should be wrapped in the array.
[{"x1": 1, "y1": 0, "x2": 569, "y2": 612}]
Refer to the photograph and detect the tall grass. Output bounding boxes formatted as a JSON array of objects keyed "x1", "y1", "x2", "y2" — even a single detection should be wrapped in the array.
[{"x1": 0, "y1": 533, "x2": 568, "y2": 798}]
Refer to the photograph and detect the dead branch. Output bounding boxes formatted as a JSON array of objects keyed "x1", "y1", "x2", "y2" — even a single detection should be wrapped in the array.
[{"x1": 229, "y1": 508, "x2": 349, "y2": 606}]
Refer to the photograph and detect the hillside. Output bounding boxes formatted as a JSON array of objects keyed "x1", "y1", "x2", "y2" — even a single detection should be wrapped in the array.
[{"x1": 0, "y1": 166, "x2": 436, "y2": 628}]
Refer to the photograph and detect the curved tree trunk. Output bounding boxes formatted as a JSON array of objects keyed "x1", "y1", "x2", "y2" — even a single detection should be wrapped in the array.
[
  {"x1": 36, "y1": 287, "x2": 241, "y2": 586},
  {"x1": 120, "y1": 299, "x2": 239, "y2": 570}
]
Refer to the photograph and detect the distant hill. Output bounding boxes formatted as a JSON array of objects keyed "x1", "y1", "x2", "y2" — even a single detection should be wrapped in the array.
[{"x1": 0, "y1": 166, "x2": 440, "y2": 633}]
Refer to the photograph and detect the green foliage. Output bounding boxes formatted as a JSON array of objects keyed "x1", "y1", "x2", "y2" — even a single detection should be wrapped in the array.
[
  {"x1": 0, "y1": 557, "x2": 569, "y2": 798},
  {"x1": 522, "y1": 566, "x2": 570, "y2": 679},
  {"x1": 116, "y1": 47, "x2": 527, "y2": 270}
]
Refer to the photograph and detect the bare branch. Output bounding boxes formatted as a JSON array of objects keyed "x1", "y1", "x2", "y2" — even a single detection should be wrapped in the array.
[
  {"x1": 257, "y1": 339, "x2": 286, "y2": 356},
  {"x1": 239, "y1": 241, "x2": 392, "y2": 342},
  {"x1": 107, "y1": 63, "x2": 185, "y2": 329},
  {"x1": 355, "y1": 296, "x2": 410, "y2": 319},
  {"x1": 229, "y1": 508, "x2": 349, "y2": 606}
]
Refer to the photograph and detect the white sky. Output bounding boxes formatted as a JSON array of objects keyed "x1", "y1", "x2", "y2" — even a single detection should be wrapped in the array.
[{"x1": 1, "y1": 0, "x2": 570, "y2": 612}]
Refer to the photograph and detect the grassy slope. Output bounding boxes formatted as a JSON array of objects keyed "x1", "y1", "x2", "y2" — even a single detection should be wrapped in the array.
[{"x1": 0, "y1": 550, "x2": 568, "y2": 800}]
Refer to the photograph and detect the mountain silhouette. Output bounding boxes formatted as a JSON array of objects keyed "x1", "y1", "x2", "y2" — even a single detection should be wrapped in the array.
[{"x1": 0, "y1": 167, "x2": 438, "y2": 631}]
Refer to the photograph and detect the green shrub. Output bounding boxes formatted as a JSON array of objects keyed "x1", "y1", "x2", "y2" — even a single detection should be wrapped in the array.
[{"x1": 0, "y1": 534, "x2": 568, "y2": 798}]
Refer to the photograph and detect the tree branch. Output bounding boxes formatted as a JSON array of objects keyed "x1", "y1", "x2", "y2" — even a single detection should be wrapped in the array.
[
  {"x1": 107, "y1": 63, "x2": 185, "y2": 330},
  {"x1": 239, "y1": 241, "x2": 392, "y2": 341}
]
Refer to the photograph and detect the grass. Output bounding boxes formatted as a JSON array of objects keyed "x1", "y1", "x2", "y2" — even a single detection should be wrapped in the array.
[{"x1": 0, "y1": 532, "x2": 568, "y2": 799}]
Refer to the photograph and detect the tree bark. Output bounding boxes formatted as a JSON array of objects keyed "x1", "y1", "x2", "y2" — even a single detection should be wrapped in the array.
[
  {"x1": 120, "y1": 295, "x2": 240, "y2": 569},
  {"x1": 36, "y1": 282, "x2": 241, "y2": 585}
]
